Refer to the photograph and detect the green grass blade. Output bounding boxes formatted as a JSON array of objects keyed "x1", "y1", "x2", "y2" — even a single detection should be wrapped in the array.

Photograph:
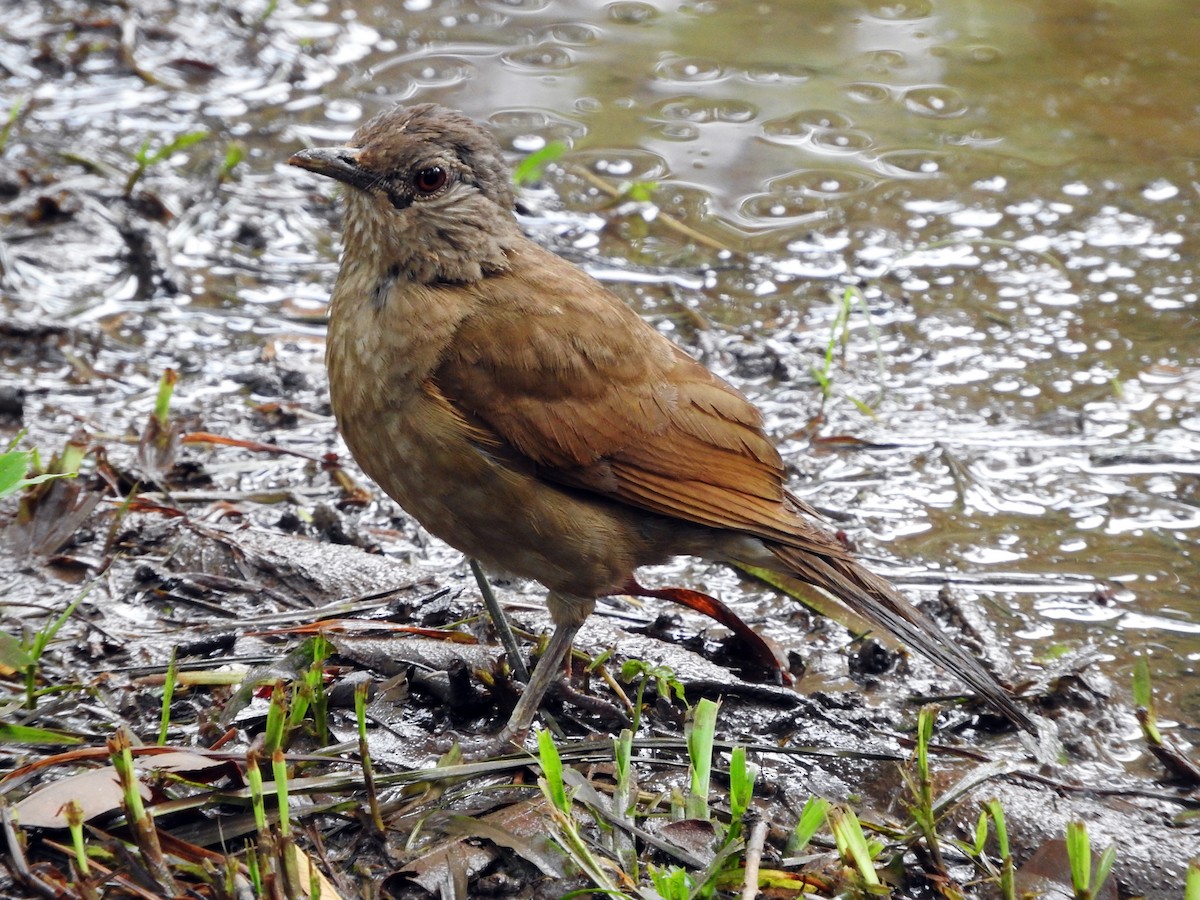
[
  {"x1": 158, "y1": 646, "x2": 178, "y2": 745},
  {"x1": 686, "y1": 698, "x2": 718, "y2": 820},
  {"x1": 512, "y1": 141, "x2": 566, "y2": 186},
  {"x1": 830, "y1": 807, "x2": 881, "y2": 887},
  {"x1": 0, "y1": 449, "x2": 76, "y2": 499},
  {"x1": 1133, "y1": 656, "x2": 1162, "y2": 744},
  {"x1": 789, "y1": 796, "x2": 830, "y2": 854},
  {"x1": 1092, "y1": 845, "x2": 1116, "y2": 899},
  {"x1": 1065, "y1": 820, "x2": 1090, "y2": 896},
  {"x1": 537, "y1": 728, "x2": 569, "y2": 815},
  {"x1": 1185, "y1": 857, "x2": 1199, "y2": 900}
]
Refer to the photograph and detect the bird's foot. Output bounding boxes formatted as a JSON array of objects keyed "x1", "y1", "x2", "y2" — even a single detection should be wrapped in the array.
[
  {"x1": 429, "y1": 723, "x2": 533, "y2": 762},
  {"x1": 551, "y1": 680, "x2": 628, "y2": 729}
]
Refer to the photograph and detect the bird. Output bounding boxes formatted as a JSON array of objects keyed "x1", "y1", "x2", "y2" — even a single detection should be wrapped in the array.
[{"x1": 288, "y1": 102, "x2": 1035, "y2": 745}]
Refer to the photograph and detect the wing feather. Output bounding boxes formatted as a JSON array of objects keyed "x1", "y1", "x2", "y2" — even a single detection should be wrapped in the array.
[{"x1": 432, "y1": 242, "x2": 802, "y2": 541}]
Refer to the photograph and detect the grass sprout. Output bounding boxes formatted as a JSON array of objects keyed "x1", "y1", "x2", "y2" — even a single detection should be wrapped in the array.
[{"x1": 124, "y1": 130, "x2": 208, "y2": 196}]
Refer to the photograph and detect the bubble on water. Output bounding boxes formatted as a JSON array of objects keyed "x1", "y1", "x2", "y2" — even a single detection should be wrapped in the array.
[
  {"x1": 800, "y1": 109, "x2": 852, "y2": 129},
  {"x1": 714, "y1": 100, "x2": 757, "y2": 122},
  {"x1": 741, "y1": 63, "x2": 815, "y2": 84},
  {"x1": 512, "y1": 134, "x2": 545, "y2": 152},
  {"x1": 656, "y1": 96, "x2": 708, "y2": 122},
  {"x1": 489, "y1": 109, "x2": 589, "y2": 155},
  {"x1": 967, "y1": 44, "x2": 1001, "y2": 63},
  {"x1": 903, "y1": 85, "x2": 968, "y2": 118},
  {"x1": 654, "y1": 96, "x2": 756, "y2": 123},
  {"x1": 607, "y1": 1, "x2": 659, "y2": 24},
  {"x1": 949, "y1": 208, "x2": 1002, "y2": 228},
  {"x1": 324, "y1": 99, "x2": 361, "y2": 122},
  {"x1": 375, "y1": 55, "x2": 475, "y2": 87},
  {"x1": 864, "y1": 49, "x2": 907, "y2": 71},
  {"x1": 483, "y1": 0, "x2": 550, "y2": 9},
  {"x1": 545, "y1": 23, "x2": 599, "y2": 45},
  {"x1": 654, "y1": 56, "x2": 723, "y2": 82},
  {"x1": 598, "y1": 158, "x2": 633, "y2": 176},
  {"x1": 865, "y1": 0, "x2": 932, "y2": 19},
  {"x1": 650, "y1": 122, "x2": 700, "y2": 141},
  {"x1": 810, "y1": 128, "x2": 873, "y2": 154},
  {"x1": 962, "y1": 546, "x2": 1025, "y2": 565},
  {"x1": 761, "y1": 115, "x2": 811, "y2": 141},
  {"x1": 572, "y1": 148, "x2": 668, "y2": 181},
  {"x1": 845, "y1": 82, "x2": 891, "y2": 104},
  {"x1": 876, "y1": 149, "x2": 945, "y2": 177},
  {"x1": 1142, "y1": 179, "x2": 1179, "y2": 201},
  {"x1": 1084, "y1": 210, "x2": 1154, "y2": 248},
  {"x1": 503, "y1": 44, "x2": 574, "y2": 70},
  {"x1": 768, "y1": 168, "x2": 878, "y2": 198},
  {"x1": 740, "y1": 193, "x2": 821, "y2": 221}
]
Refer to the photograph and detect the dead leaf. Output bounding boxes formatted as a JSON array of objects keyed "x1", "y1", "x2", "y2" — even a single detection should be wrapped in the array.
[
  {"x1": 1015, "y1": 838, "x2": 1118, "y2": 900},
  {"x1": 402, "y1": 797, "x2": 567, "y2": 894},
  {"x1": 14, "y1": 767, "x2": 151, "y2": 829},
  {"x1": 289, "y1": 844, "x2": 345, "y2": 900}
]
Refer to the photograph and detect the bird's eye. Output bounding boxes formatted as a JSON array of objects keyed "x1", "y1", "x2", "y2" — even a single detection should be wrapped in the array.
[{"x1": 412, "y1": 166, "x2": 448, "y2": 195}]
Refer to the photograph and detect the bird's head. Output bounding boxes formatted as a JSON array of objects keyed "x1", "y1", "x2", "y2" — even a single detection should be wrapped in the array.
[{"x1": 289, "y1": 103, "x2": 519, "y2": 284}]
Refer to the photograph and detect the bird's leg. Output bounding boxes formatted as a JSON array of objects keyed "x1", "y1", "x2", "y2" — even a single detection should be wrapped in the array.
[
  {"x1": 469, "y1": 558, "x2": 529, "y2": 681},
  {"x1": 472, "y1": 565, "x2": 568, "y2": 740},
  {"x1": 493, "y1": 616, "x2": 581, "y2": 747}
]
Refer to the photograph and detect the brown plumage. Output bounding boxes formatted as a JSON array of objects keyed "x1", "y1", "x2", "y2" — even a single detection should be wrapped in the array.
[{"x1": 289, "y1": 103, "x2": 1034, "y2": 742}]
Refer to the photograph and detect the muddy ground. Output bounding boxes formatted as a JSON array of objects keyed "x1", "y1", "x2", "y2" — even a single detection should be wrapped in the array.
[{"x1": 2, "y1": 0, "x2": 1198, "y2": 897}]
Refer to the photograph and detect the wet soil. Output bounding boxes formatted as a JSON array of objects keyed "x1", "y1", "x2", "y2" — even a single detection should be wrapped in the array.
[{"x1": 1, "y1": 0, "x2": 1197, "y2": 897}]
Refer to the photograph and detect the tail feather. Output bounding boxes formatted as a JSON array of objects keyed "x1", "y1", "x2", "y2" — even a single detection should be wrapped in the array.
[{"x1": 767, "y1": 542, "x2": 1037, "y2": 734}]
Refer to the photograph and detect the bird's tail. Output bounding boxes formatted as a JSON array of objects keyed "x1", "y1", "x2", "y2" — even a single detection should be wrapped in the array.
[{"x1": 766, "y1": 542, "x2": 1038, "y2": 734}]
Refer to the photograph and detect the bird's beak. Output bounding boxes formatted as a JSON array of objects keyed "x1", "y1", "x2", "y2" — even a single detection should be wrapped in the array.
[{"x1": 287, "y1": 146, "x2": 375, "y2": 191}]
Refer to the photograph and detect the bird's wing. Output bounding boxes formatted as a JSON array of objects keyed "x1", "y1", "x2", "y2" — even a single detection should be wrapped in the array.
[{"x1": 430, "y1": 242, "x2": 830, "y2": 550}]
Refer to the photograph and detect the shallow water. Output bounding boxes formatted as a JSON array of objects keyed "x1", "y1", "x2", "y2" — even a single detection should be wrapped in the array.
[{"x1": 3, "y1": 0, "x2": 1197, "y2": 736}]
